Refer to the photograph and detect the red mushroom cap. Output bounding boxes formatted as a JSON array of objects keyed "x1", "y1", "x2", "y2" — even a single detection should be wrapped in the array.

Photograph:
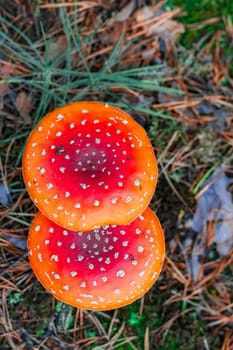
[
  {"x1": 23, "y1": 102, "x2": 158, "y2": 231},
  {"x1": 28, "y1": 208, "x2": 165, "y2": 311}
]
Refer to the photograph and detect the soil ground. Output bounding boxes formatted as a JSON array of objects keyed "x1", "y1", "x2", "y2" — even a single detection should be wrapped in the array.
[{"x1": 0, "y1": 1, "x2": 233, "y2": 349}]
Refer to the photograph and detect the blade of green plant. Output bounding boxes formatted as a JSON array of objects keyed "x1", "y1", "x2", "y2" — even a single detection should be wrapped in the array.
[
  {"x1": 133, "y1": 106, "x2": 175, "y2": 120},
  {"x1": 0, "y1": 15, "x2": 43, "y2": 69},
  {"x1": 98, "y1": 76, "x2": 182, "y2": 94},
  {"x1": 61, "y1": 24, "x2": 72, "y2": 102},
  {"x1": 33, "y1": 85, "x2": 51, "y2": 123},
  {"x1": 109, "y1": 65, "x2": 169, "y2": 78},
  {"x1": 1, "y1": 76, "x2": 57, "y2": 90},
  {"x1": 100, "y1": 91, "x2": 174, "y2": 120},
  {"x1": 59, "y1": 6, "x2": 95, "y2": 87},
  {"x1": 49, "y1": 66, "x2": 168, "y2": 79},
  {"x1": 1, "y1": 132, "x2": 30, "y2": 145},
  {"x1": 0, "y1": 34, "x2": 41, "y2": 70},
  {"x1": 191, "y1": 163, "x2": 220, "y2": 195},
  {"x1": 101, "y1": 34, "x2": 125, "y2": 74}
]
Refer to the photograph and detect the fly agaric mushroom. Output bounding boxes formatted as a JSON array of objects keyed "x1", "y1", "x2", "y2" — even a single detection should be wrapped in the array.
[
  {"x1": 23, "y1": 102, "x2": 157, "y2": 231},
  {"x1": 28, "y1": 208, "x2": 165, "y2": 310}
]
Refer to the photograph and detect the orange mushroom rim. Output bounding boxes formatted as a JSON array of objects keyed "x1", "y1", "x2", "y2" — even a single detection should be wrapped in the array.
[
  {"x1": 28, "y1": 208, "x2": 165, "y2": 311},
  {"x1": 22, "y1": 101, "x2": 158, "y2": 231}
]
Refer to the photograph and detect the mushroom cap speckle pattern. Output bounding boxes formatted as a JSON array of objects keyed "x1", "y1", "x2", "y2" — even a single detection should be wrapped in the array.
[
  {"x1": 23, "y1": 102, "x2": 158, "y2": 231},
  {"x1": 28, "y1": 208, "x2": 165, "y2": 311}
]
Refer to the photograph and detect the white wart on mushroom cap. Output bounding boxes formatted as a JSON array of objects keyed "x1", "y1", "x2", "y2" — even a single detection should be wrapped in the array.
[
  {"x1": 23, "y1": 101, "x2": 158, "y2": 231},
  {"x1": 28, "y1": 208, "x2": 165, "y2": 311}
]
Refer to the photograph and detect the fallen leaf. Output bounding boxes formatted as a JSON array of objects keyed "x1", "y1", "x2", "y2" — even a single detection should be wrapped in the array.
[
  {"x1": 0, "y1": 62, "x2": 30, "y2": 98},
  {"x1": 0, "y1": 181, "x2": 12, "y2": 206},
  {"x1": 115, "y1": 0, "x2": 135, "y2": 22},
  {"x1": 46, "y1": 35, "x2": 68, "y2": 62},
  {"x1": 0, "y1": 62, "x2": 13, "y2": 97},
  {"x1": 4, "y1": 235, "x2": 27, "y2": 250},
  {"x1": 135, "y1": 6, "x2": 184, "y2": 44},
  {"x1": 192, "y1": 166, "x2": 233, "y2": 256},
  {"x1": 183, "y1": 167, "x2": 233, "y2": 282},
  {"x1": 16, "y1": 91, "x2": 32, "y2": 123},
  {"x1": 151, "y1": 19, "x2": 185, "y2": 44},
  {"x1": 197, "y1": 101, "x2": 214, "y2": 115},
  {"x1": 144, "y1": 326, "x2": 150, "y2": 350}
]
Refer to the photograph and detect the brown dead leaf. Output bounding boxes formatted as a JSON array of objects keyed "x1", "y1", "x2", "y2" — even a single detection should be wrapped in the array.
[
  {"x1": 144, "y1": 326, "x2": 150, "y2": 350},
  {"x1": 0, "y1": 61, "x2": 29, "y2": 98},
  {"x1": 114, "y1": 0, "x2": 135, "y2": 22},
  {"x1": 0, "y1": 83, "x2": 9, "y2": 98},
  {"x1": 16, "y1": 91, "x2": 32, "y2": 123},
  {"x1": 135, "y1": 4, "x2": 159, "y2": 22},
  {"x1": 0, "y1": 63, "x2": 12, "y2": 97},
  {"x1": 46, "y1": 35, "x2": 68, "y2": 62},
  {"x1": 135, "y1": 5, "x2": 184, "y2": 44},
  {"x1": 151, "y1": 19, "x2": 185, "y2": 43}
]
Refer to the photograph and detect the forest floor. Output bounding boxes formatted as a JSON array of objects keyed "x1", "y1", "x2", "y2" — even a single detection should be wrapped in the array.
[{"x1": 0, "y1": 1, "x2": 233, "y2": 349}]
